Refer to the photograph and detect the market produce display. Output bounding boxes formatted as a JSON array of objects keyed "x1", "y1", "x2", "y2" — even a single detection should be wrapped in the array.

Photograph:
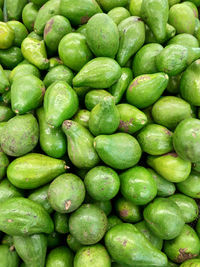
[{"x1": 1, "y1": 0, "x2": 200, "y2": 266}]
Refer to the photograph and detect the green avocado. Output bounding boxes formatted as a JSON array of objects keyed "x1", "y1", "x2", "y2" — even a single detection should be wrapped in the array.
[
  {"x1": 0, "y1": 197, "x2": 54, "y2": 235},
  {"x1": 0, "y1": 245, "x2": 19, "y2": 267},
  {"x1": 0, "y1": 152, "x2": 9, "y2": 180},
  {"x1": 144, "y1": 197, "x2": 185, "y2": 240},
  {"x1": 7, "y1": 21, "x2": 28, "y2": 47},
  {"x1": 69, "y1": 204, "x2": 107, "y2": 245},
  {"x1": 4, "y1": 0, "x2": 27, "y2": 21},
  {"x1": 92, "y1": 200, "x2": 112, "y2": 216},
  {"x1": 98, "y1": 0, "x2": 128, "y2": 11},
  {"x1": 0, "y1": 179, "x2": 23, "y2": 204},
  {"x1": 108, "y1": 7, "x2": 130, "y2": 25},
  {"x1": 54, "y1": 212, "x2": 69, "y2": 234},
  {"x1": 119, "y1": 166, "x2": 157, "y2": 205},
  {"x1": 145, "y1": 23, "x2": 176, "y2": 44},
  {"x1": 147, "y1": 153, "x2": 191, "y2": 182},
  {"x1": 107, "y1": 215, "x2": 122, "y2": 231},
  {"x1": 46, "y1": 247, "x2": 74, "y2": 267},
  {"x1": 0, "y1": 103, "x2": 14, "y2": 122},
  {"x1": 48, "y1": 57, "x2": 63, "y2": 69},
  {"x1": 167, "y1": 33, "x2": 199, "y2": 48},
  {"x1": 85, "y1": 90, "x2": 112, "y2": 111},
  {"x1": 105, "y1": 223, "x2": 168, "y2": 267},
  {"x1": 62, "y1": 120, "x2": 100, "y2": 169},
  {"x1": 7, "y1": 153, "x2": 67, "y2": 189},
  {"x1": 177, "y1": 170, "x2": 200, "y2": 198},
  {"x1": 166, "y1": 74, "x2": 180, "y2": 94},
  {"x1": 86, "y1": 13, "x2": 119, "y2": 58},
  {"x1": 76, "y1": 24, "x2": 87, "y2": 36},
  {"x1": 0, "y1": 47, "x2": 23, "y2": 69},
  {"x1": 66, "y1": 234, "x2": 83, "y2": 252},
  {"x1": 73, "y1": 109, "x2": 90, "y2": 129},
  {"x1": 13, "y1": 234, "x2": 47, "y2": 267},
  {"x1": 180, "y1": 259, "x2": 200, "y2": 267},
  {"x1": 117, "y1": 16, "x2": 145, "y2": 66},
  {"x1": 0, "y1": 22, "x2": 14, "y2": 50},
  {"x1": 126, "y1": 73, "x2": 169, "y2": 109},
  {"x1": 94, "y1": 133, "x2": 142, "y2": 170},
  {"x1": 0, "y1": 114, "x2": 39, "y2": 157},
  {"x1": 129, "y1": 0, "x2": 142, "y2": 16},
  {"x1": 22, "y1": 3, "x2": 39, "y2": 32},
  {"x1": 74, "y1": 244, "x2": 111, "y2": 267},
  {"x1": 10, "y1": 63, "x2": 40, "y2": 83},
  {"x1": 0, "y1": 65, "x2": 10, "y2": 93}
]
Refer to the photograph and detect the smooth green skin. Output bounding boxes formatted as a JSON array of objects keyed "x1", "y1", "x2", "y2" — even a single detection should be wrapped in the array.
[
  {"x1": 180, "y1": 259, "x2": 200, "y2": 267},
  {"x1": 10, "y1": 64, "x2": 40, "y2": 84},
  {"x1": 180, "y1": 59, "x2": 200, "y2": 106},
  {"x1": 7, "y1": 153, "x2": 67, "y2": 189},
  {"x1": 194, "y1": 18, "x2": 200, "y2": 42},
  {"x1": 94, "y1": 133, "x2": 142, "y2": 170},
  {"x1": 173, "y1": 118, "x2": 200, "y2": 162},
  {"x1": 28, "y1": 31, "x2": 42, "y2": 40},
  {"x1": 98, "y1": 0, "x2": 128, "y2": 11},
  {"x1": 89, "y1": 96, "x2": 120, "y2": 136},
  {"x1": 147, "y1": 153, "x2": 191, "y2": 183},
  {"x1": 13, "y1": 234, "x2": 47, "y2": 267},
  {"x1": 74, "y1": 244, "x2": 111, "y2": 267},
  {"x1": 85, "y1": 90, "x2": 112, "y2": 111},
  {"x1": 109, "y1": 68, "x2": 133, "y2": 104},
  {"x1": 84, "y1": 166, "x2": 120, "y2": 201},
  {"x1": 115, "y1": 197, "x2": 142, "y2": 223},
  {"x1": 73, "y1": 109, "x2": 90, "y2": 129},
  {"x1": 167, "y1": 33, "x2": 199, "y2": 48},
  {"x1": 5, "y1": 0, "x2": 27, "y2": 20},
  {"x1": 132, "y1": 43, "x2": 163, "y2": 77},
  {"x1": 48, "y1": 173, "x2": 85, "y2": 213},
  {"x1": 164, "y1": 225, "x2": 200, "y2": 263},
  {"x1": 0, "y1": 179, "x2": 23, "y2": 204},
  {"x1": 166, "y1": 74, "x2": 181, "y2": 94},
  {"x1": 60, "y1": 0, "x2": 102, "y2": 26},
  {"x1": 126, "y1": 73, "x2": 169, "y2": 109},
  {"x1": 0, "y1": 65, "x2": 9, "y2": 93},
  {"x1": 145, "y1": 23, "x2": 176, "y2": 44},
  {"x1": 108, "y1": 7, "x2": 130, "y2": 25},
  {"x1": 44, "y1": 65, "x2": 73, "y2": 88},
  {"x1": 141, "y1": 0, "x2": 169, "y2": 43},
  {"x1": 0, "y1": 197, "x2": 54, "y2": 235},
  {"x1": 129, "y1": 0, "x2": 142, "y2": 16},
  {"x1": 49, "y1": 57, "x2": 63, "y2": 69},
  {"x1": 152, "y1": 96, "x2": 193, "y2": 130},
  {"x1": 44, "y1": 81, "x2": 79, "y2": 128},
  {"x1": 37, "y1": 107, "x2": 67, "y2": 159},
  {"x1": 137, "y1": 124, "x2": 173, "y2": 155},
  {"x1": 0, "y1": 245, "x2": 19, "y2": 267},
  {"x1": 105, "y1": 223, "x2": 168, "y2": 267},
  {"x1": 21, "y1": 37, "x2": 49, "y2": 70},
  {"x1": 120, "y1": 166, "x2": 157, "y2": 205},
  {"x1": 92, "y1": 200, "x2": 112, "y2": 216},
  {"x1": 0, "y1": 114, "x2": 39, "y2": 157},
  {"x1": 0, "y1": 103, "x2": 14, "y2": 122},
  {"x1": 67, "y1": 234, "x2": 83, "y2": 252},
  {"x1": 86, "y1": 13, "x2": 119, "y2": 58},
  {"x1": 117, "y1": 16, "x2": 145, "y2": 67},
  {"x1": 0, "y1": 22, "x2": 14, "y2": 49},
  {"x1": 135, "y1": 221, "x2": 163, "y2": 250},
  {"x1": 168, "y1": 0, "x2": 180, "y2": 7},
  {"x1": 107, "y1": 215, "x2": 122, "y2": 231},
  {"x1": 169, "y1": 3, "x2": 195, "y2": 34},
  {"x1": 144, "y1": 198, "x2": 185, "y2": 240},
  {"x1": 47, "y1": 232, "x2": 62, "y2": 248},
  {"x1": 58, "y1": 33, "x2": 93, "y2": 72},
  {"x1": 69, "y1": 204, "x2": 107, "y2": 245},
  {"x1": 54, "y1": 212, "x2": 69, "y2": 234},
  {"x1": 28, "y1": 184, "x2": 53, "y2": 214},
  {"x1": 76, "y1": 24, "x2": 87, "y2": 36},
  {"x1": 44, "y1": 15, "x2": 72, "y2": 52},
  {"x1": 62, "y1": 120, "x2": 100, "y2": 169},
  {"x1": 7, "y1": 21, "x2": 28, "y2": 47},
  {"x1": 22, "y1": 3, "x2": 39, "y2": 32},
  {"x1": 34, "y1": 0, "x2": 60, "y2": 35},
  {"x1": 46, "y1": 247, "x2": 74, "y2": 267},
  {"x1": 147, "y1": 168, "x2": 176, "y2": 197},
  {"x1": 11, "y1": 75, "x2": 45, "y2": 114},
  {"x1": 177, "y1": 171, "x2": 200, "y2": 198},
  {"x1": 0, "y1": 47, "x2": 23, "y2": 70},
  {"x1": 73, "y1": 57, "x2": 121, "y2": 88},
  {"x1": 169, "y1": 194, "x2": 198, "y2": 223}
]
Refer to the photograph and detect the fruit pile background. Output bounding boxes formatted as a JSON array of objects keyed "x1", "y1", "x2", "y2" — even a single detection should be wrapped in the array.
[{"x1": 0, "y1": 0, "x2": 200, "y2": 266}]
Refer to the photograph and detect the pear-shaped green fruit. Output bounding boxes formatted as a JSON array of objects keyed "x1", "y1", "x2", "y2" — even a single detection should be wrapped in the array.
[
  {"x1": 0, "y1": 245, "x2": 19, "y2": 267},
  {"x1": 0, "y1": 151, "x2": 9, "y2": 180},
  {"x1": 22, "y1": 3, "x2": 39, "y2": 32},
  {"x1": 44, "y1": 81, "x2": 79, "y2": 128},
  {"x1": 85, "y1": 89, "x2": 112, "y2": 111},
  {"x1": 0, "y1": 103, "x2": 14, "y2": 122},
  {"x1": 94, "y1": 133, "x2": 142, "y2": 170},
  {"x1": 126, "y1": 73, "x2": 169, "y2": 109},
  {"x1": 89, "y1": 96, "x2": 120, "y2": 136},
  {"x1": 108, "y1": 7, "x2": 130, "y2": 25},
  {"x1": 10, "y1": 63, "x2": 40, "y2": 83},
  {"x1": 37, "y1": 107, "x2": 67, "y2": 159},
  {"x1": 167, "y1": 33, "x2": 199, "y2": 48},
  {"x1": 7, "y1": 21, "x2": 28, "y2": 47},
  {"x1": 21, "y1": 37, "x2": 49, "y2": 70},
  {"x1": 0, "y1": 114, "x2": 39, "y2": 157},
  {"x1": 147, "y1": 153, "x2": 191, "y2": 183},
  {"x1": 0, "y1": 22, "x2": 14, "y2": 49},
  {"x1": 177, "y1": 171, "x2": 200, "y2": 198},
  {"x1": 54, "y1": 212, "x2": 69, "y2": 234},
  {"x1": 0, "y1": 65, "x2": 10, "y2": 93},
  {"x1": 86, "y1": 13, "x2": 119, "y2": 58},
  {"x1": 7, "y1": 153, "x2": 67, "y2": 189},
  {"x1": 0, "y1": 179, "x2": 23, "y2": 204},
  {"x1": 13, "y1": 234, "x2": 47, "y2": 267},
  {"x1": 73, "y1": 57, "x2": 121, "y2": 88},
  {"x1": 46, "y1": 246, "x2": 74, "y2": 267},
  {"x1": 11, "y1": 75, "x2": 45, "y2": 114},
  {"x1": 117, "y1": 16, "x2": 145, "y2": 66},
  {"x1": 105, "y1": 223, "x2": 168, "y2": 267},
  {"x1": 5, "y1": 0, "x2": 27, "y2": 21},
  {"x1": 62, "y1": 120, "x2": 100, "y2": 169},
  {"x1": 129, "y1": 0, "x2": 142, "y2": 16},
  {"x1": 60, "y1": 0, "x2": 102, "y2": 26},
  {"x1": 141, "y1": 0, "x2": 169, "y2": 43},
  {"x1": 145, "y1": 23, "x2": 176, "y2": 44},
  {"x1": 0, "y1": 47, "x2": 23, "y2": 70},
  {"x1": 144, "y1": 198, "x2": 185, "y2": 240}
]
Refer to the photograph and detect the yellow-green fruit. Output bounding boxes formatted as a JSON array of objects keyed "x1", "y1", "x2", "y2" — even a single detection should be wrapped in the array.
[{"x1": 0, "y1": 22, "x2": 14, "y2": 49}]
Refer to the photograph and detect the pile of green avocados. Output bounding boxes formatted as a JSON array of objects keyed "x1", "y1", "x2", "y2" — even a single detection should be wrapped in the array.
[{"x1": 1, "y1": 0, "x2": 200, "y2": 266}]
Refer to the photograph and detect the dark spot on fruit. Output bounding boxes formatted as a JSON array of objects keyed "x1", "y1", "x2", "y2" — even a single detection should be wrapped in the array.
[
  {"x1": 7, "y1": 219, "x2": 13, "y2": 223},
  {"x1": 81, "y1": 15, "x2": 90, "y2": 24},
  {"x1": 119, "y1": 119, "x2": 133, "y2": 132},
  {"x1": 176, "y1": 248, "x2": 197, "y2": 263},
  {"x1": 123, "y1": 240, "x2": 127, "y2": 247},
  {"x1": 41, "y1": 87, "x2": 46, "y2": 96},
  {"x1": 120, "y1": 209, "x2": 128, "y2": 217},
  {"x1": 164, "y1": 129, "x2": 172, "y2": 136},
  {"x1": 63, "y1": 120, "x2": 72, "y2": 129},
  {"x1": 164, "y1": 152, "x2": 178, "y2": 157},
  {"x1": 44, "y1": 18, "x2": 54, "y2": 38},
  {"x1": 9, "y1": 245, "x2": 15, "y2": 252}
]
